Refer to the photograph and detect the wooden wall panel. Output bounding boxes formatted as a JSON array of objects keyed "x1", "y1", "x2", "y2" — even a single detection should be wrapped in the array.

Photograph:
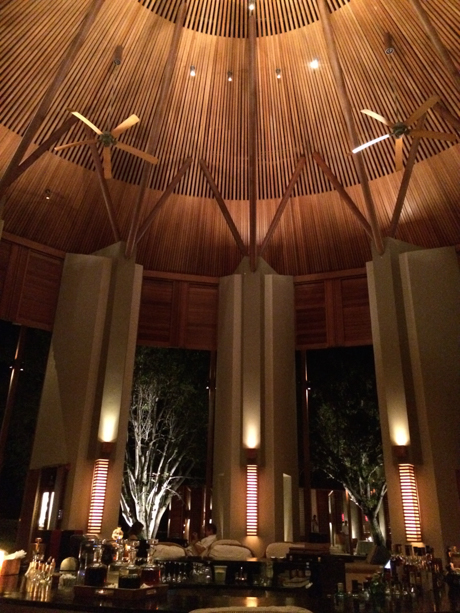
[
  {"x1": 0, "y1": 236, "x2": 63, "y2": 330},
  {"x1": 294, "y1": 281, "x2": 328, "y2": 348},
  {"x1": 138, "y1": 274, "x2": 219, "y2": 350},
  {"x1": 1, "y1": 235, "x2": 374, "y2": 350},
  {"x1": 137, "y1": 278, "x2": 175, "y2": 346},
  {"x1": 184, "y1": 284, "x2": 218, "y2": 350},
  {"x1": 294, "y1": 270, "x2": 372, "y2": 349},
  {"x1": 340, "y1": 276, "x2": 372, "y2": 346}
]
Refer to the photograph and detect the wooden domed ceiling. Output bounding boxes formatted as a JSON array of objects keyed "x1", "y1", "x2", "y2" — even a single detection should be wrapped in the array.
[{"x1": 0, "y1": 0, "x2": 459, "y2": 277}]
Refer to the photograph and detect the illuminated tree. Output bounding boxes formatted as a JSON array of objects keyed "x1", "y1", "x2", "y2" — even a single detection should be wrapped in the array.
[
  {"x1": 308, "y1": 347, "x2": 387, "y2": 546},
  {"x1": 121, "y1": 347, "x2": 209, "y2": 538}
]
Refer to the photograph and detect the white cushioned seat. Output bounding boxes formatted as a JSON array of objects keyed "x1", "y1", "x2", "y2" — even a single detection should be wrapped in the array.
[{"x1": 153, "y1": 542, "x2": 186, "y2": 559}]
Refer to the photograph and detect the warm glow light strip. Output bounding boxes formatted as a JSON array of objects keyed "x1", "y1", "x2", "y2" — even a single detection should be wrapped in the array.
[
  {"x1": 352, "y1": 133, "x2": 390, "y2": 153},
  {"x1": 87, "y1": 459, "x2": 109, "y2": 534},
  {"x1": 399, "y1": 464, "x2": 422, "y2": 542},
  {"x1": 246, "y1": 463, "x2": 258, "y2": 536}
]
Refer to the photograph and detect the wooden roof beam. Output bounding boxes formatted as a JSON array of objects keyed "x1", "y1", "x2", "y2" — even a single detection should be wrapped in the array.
[
  {"x1": 126, "y1": 2, "x2": 188, "y2": 259},
  {"x1": 4, "y1": 116, "x2": 79, "y2": 189},
  {"x1": 0, "y1": 0, "x2": 105, "y2": 199},
  {"x1": 389, "y1": 115, "x2": 425, "y2": 238},
  {"x1": 248, "y1": 12, "x2": 258, "y2": 272},
  {"x1": 317, "y1": 0, "x2": 384, "y2": 255},
  {"x1": 408, "y1": 0, "x2": 460, "y2": 91},
  {"x1": 434, "y1": 102, "x2": 460, "y2": 133},
  {"x1": 199, "y1": 160, "x2": 248, "y2": 257},
  {"x1": 312, "y1": 152, "x2": 373, "y2": 240},
  {"x1": 86, "y1": 129, "x2": 121, "y2": 243},
  {"x1": 136, "y1": 157, "x2": 193, "y2": 245},
  {"x1": 259, "y1": 156, "x2": 306, "y2": 258}
]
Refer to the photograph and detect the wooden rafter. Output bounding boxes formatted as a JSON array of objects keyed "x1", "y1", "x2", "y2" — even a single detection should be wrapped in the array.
[
  {"x1": 136, "y1": 157, "x2": 193, "y2": 245},
  {"x1": 125, "y1": 2, "x2": 188, "y2": 259},
  {"x1": 199, "y1": 160, "x2": 247, "y2": 257},
  {"x1": 389, "y1": 115, "x2": 425, "y2": 238},
  {"x1": 408, "y1": 0, "x2": 460, "y2": 91},
  {"x1": 312, "y1": 153, "x2": 373, "y2": 239},
  {"x1": 317, "y1": 0, "x2": 384, "y2": 255},
  {"x1": 0, "y1": 0, "x2": 105, "y2": 199},
  {"x1": 4, "y1": 117, "x2": 79, "y2": 189},
  {"x1": 259, "y1": 157, "x2": 307, "y2": 257},
  {"x1": 86, "y1": 129, "x2": 121, "y2": 243}
]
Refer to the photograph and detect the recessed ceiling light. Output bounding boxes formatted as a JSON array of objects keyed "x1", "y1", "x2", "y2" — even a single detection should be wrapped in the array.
[
  {"x1": 310, "y1": 59, "x2": 319, "y2": 69},
  {"x1": 249, "y1": 2, "x2": 255, "y2": 11},
  {"x1": 276, "y1": 68, "x2": 281, "y2": 79},
  {"x1": 227, "y1": 71, "x2": 233, "y2": 82},
  {"x1": 190, "y1": 65, "x2": 196, "y2": 77}
]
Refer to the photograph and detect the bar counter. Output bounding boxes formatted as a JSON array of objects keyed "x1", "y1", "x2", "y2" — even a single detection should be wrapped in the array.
[{"x1": 1, "y1": 581, "x2": 460, "y2": 613}]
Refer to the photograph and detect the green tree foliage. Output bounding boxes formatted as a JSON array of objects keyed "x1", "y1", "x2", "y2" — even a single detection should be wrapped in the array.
[
  {"x1": 308, "y1": 347, "x2": 387, "y2": 546},
  {"x1": 121, "y1": 346, "x2": 209, "y2": 538}
]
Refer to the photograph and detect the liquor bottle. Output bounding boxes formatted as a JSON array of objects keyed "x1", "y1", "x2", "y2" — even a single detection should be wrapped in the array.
[
  {"x1": 335, "y1": 582, "x2": 345, "y2": 612},
  {"x1": 84, "y1": 542, "x2": 107, "y2": 587}
]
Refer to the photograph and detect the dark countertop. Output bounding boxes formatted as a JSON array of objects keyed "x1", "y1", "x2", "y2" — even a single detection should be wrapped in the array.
[{"x1": 1, "y1": 580, "x2": 460, "y2": 613}]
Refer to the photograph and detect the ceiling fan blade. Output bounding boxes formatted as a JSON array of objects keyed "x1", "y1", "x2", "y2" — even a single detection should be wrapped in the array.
[
  {"x1": 395, "y1": 137, "x2": 404, "y2": 172},
  {"x1": 116, "y1": 141, "x2": 159, "y2": 165},
  {"x1": 54, "y1": 139, "x2": 97, "y2": 151},
  {"x1": 352, "y1": 133, "x2": 390, "y2": 154},
  {"x1": 103, "y1": 147, "x2": 112, "y2": 179},
  {"x1": 361, "y1": 109, "x2": 392, "y2": 127},
  {"x1": 111, "y1": 114, "x2": 140, "y2": 137},
  {"x1": 405, "y1": 95, "x2": 440, "y2": 126},
  {"x1": 410, "y1": 129, "x2": 458, "y2": 142},
  {"x1": 69, "y1": 110, "x2": 103, "y2": 135}
]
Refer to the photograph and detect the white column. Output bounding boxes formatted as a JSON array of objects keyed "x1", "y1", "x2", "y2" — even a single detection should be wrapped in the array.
[
  {"x1": 214, "y1": 257, "x2": 299, "y2": 557},
  {"x1": 367, "y1": 238, "x2": 460, "y2": 555}
]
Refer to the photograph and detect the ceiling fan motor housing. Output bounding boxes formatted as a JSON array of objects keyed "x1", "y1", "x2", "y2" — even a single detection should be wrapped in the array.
[
  {"x1": 392, "y1": 122, "x2": 409, "y2": 138},
  {"x1": 100, "y1": 132, "x2": 117, "y2": 147}
]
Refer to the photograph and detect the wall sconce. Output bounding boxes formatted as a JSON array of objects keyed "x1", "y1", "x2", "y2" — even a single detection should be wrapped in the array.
[
  {"x1": 190, "y1": 65, "x2": 196, "y2": 77},
  {"x1": 87, "y1": 459, "x2": 109, "y2": 534},
  {"x1": 398, "y1": 463, "x2": 422, "y2": 542},
  {"x1": 276, "y1": 68, "x2": 281, "y2": 79},
  {"x1": 227, "y1": 71, "x2": 233, "y2": 82},
  {"x1": 246, "y1": 461, "x2": 258, "y2": 536}
]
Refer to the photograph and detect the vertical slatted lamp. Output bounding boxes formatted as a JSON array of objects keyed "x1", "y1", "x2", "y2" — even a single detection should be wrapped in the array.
[
  {"x1": 87, "y1": 458, "x2": 110, "y2": 534},
  {"x1": 246, "y1": 461, "x2": 258, "y2": 536},
  {"x1": 399, "y1": 463, "x2": 422, "y2": 542}
]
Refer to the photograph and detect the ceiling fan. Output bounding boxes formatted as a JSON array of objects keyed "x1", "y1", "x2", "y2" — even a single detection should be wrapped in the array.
[
  {"x1": 353, "y1": 87, "x2": 459, "y2": 172},
  {"x1": 353, "y1": 95, "x2": 458, "y2": 171},
  {"x1": 55, "y1": 111, "x2": 159, "y2": 179}
]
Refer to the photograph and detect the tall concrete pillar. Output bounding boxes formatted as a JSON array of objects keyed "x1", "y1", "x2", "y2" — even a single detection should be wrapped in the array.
[
  {"x1": 367, "y1": 238, "x2": 460, "y2": 557},
  {"x1": 213, "y1": 257, "x2": 299, "y2": 557},
  {"x1": 29, "y1": 242, "x2": 142, "y2": 536}
]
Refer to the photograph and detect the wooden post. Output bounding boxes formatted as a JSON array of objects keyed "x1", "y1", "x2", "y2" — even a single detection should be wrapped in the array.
[
  {"x1": 248, "y1": 13, "x2": 258, "y2": 272},
  {"x1": 0, "y1": 0, "x2": 105, "y2": 198},
  {"x1": 299, "y1": 351, "x2": 312, "y2": 541},
  {"x1": 205, "y1": 351, "x2": 217, "y2": 524},
  {"x1": 125, "y1": 3, "x2": 188, "y2": 259},
  {"x1": 317, "y1": 0, "x2": 384, "y2": 255},
  {"x1": 0, "y1": 326, "x2": 27, "y2": 474},
  {"x1": 408, "y1": 0, "x2": 460, "y2": 91}
]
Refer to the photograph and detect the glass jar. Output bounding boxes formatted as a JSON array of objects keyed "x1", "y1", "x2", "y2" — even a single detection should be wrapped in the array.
[
  {"x1": 140, "y1": 551, "x2": 161, "y2": 587},
  {"x1": 118, "y1": 545, "x2": 141, "y2": 589}
]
